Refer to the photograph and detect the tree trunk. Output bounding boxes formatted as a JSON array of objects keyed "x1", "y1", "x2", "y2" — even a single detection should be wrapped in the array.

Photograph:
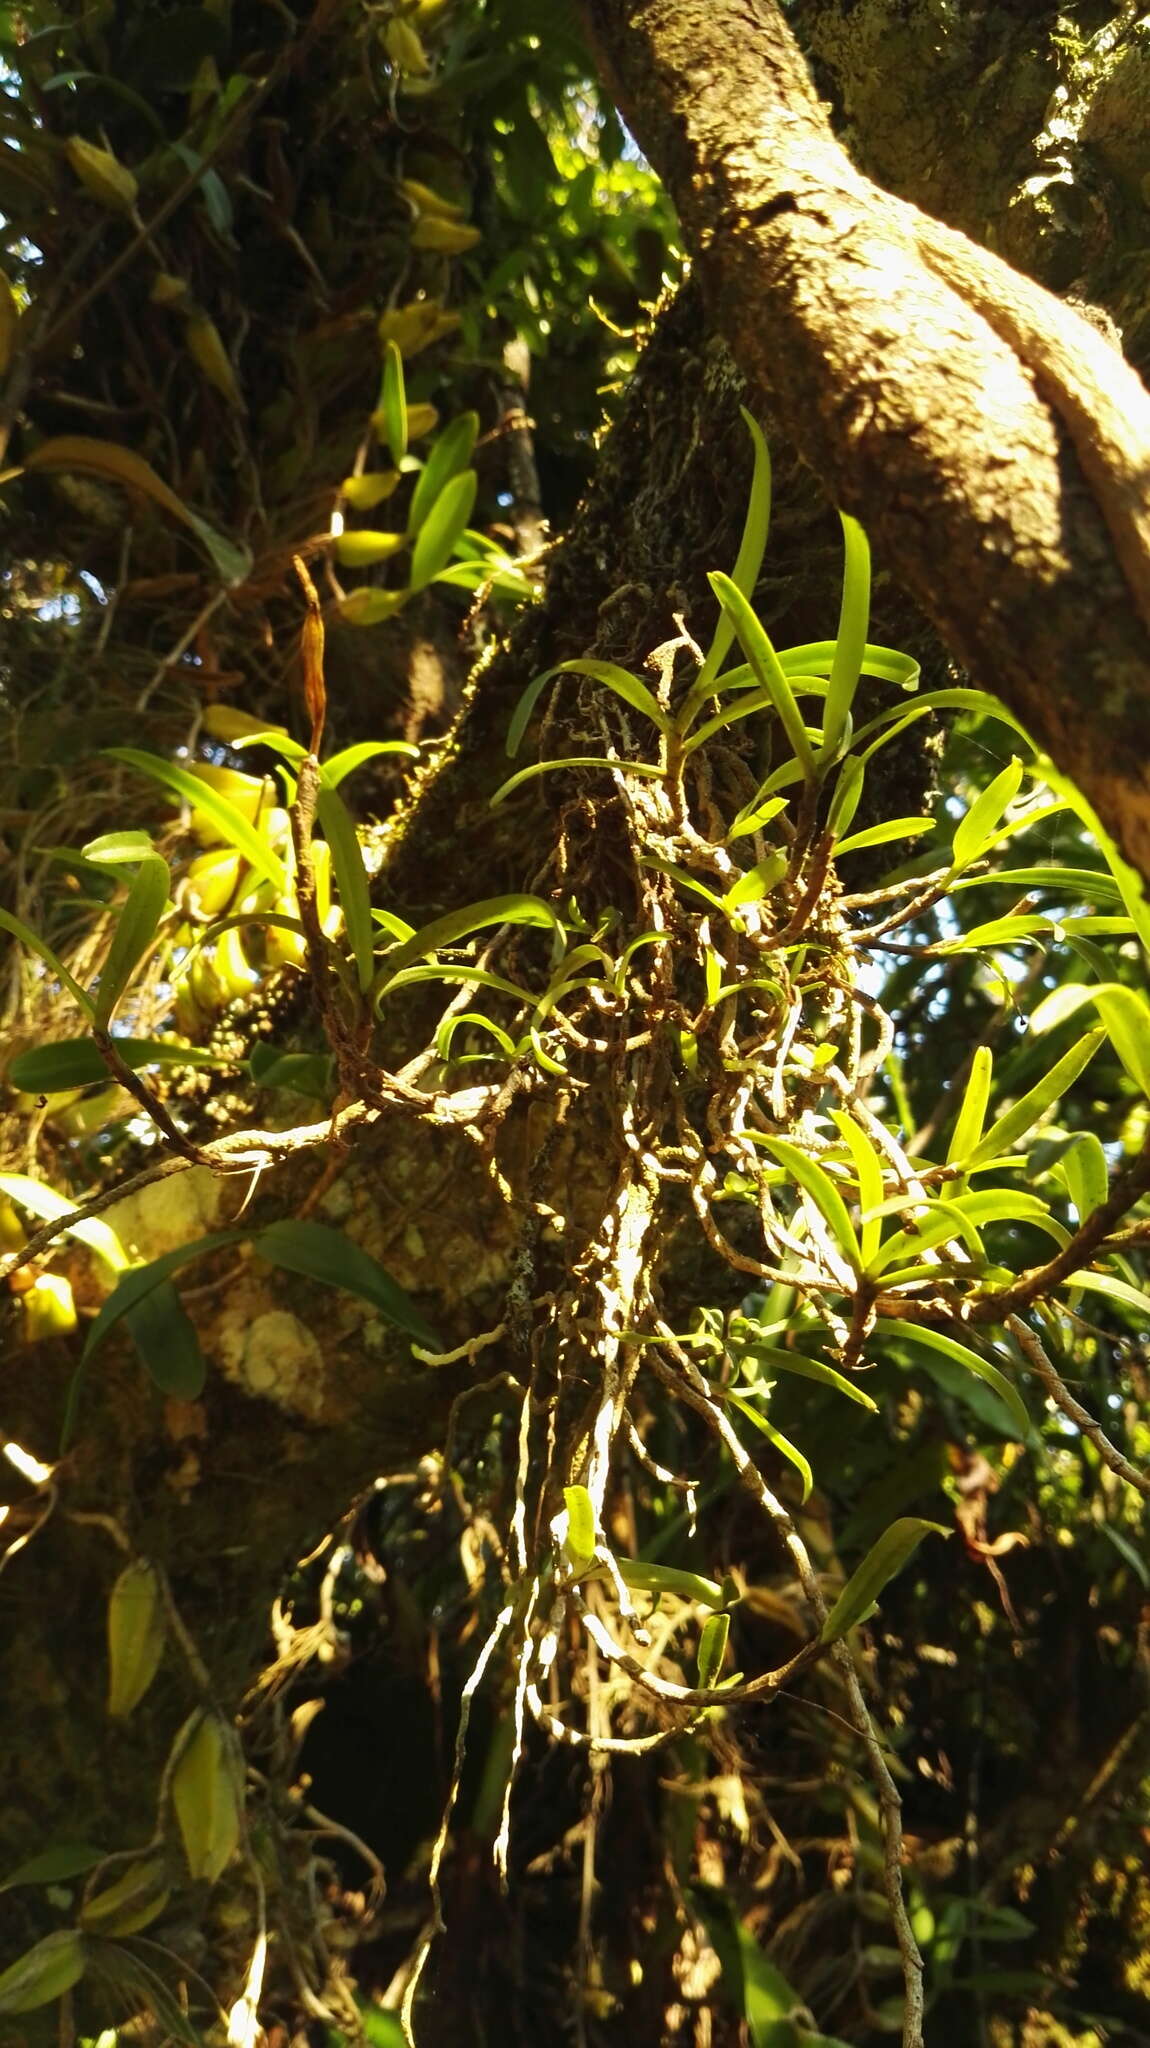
[{"x1": 578, "y1": 0, "x2": 1150, "y2": 882}]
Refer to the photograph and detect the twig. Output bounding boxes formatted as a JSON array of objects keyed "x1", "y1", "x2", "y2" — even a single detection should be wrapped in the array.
[
  {"x1": 974, "y1": 1132, "x2": 1150, "y2": 1320},
  {"x1": 1006, "y1": 1315, "x2": 1150, "y2": 1499}
]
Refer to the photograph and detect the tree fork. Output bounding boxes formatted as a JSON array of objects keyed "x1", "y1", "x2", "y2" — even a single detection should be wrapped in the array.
[{"x1": 577, "y1": 0, "x2": 1150, "y2": 882}]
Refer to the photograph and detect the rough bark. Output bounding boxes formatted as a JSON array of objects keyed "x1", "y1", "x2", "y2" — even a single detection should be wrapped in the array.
[{"x1": 577, "y1": 0, "x2": 1150, "y2": 882}]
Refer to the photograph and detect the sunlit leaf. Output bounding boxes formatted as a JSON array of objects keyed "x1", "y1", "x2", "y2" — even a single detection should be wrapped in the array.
[
  {"x1": 950, "y1": 758, "x2": 1025, "y2": 869},
  {"x1": 320, "y1": 740, "x2": 419, "y2": 788},
  {"x1": 834, "y1": 817, "x2": 934, "y2": 855},
  {"x1": 380, "y1": 338, "x2": 407, "y2": 464},
  {"x1": 821, "y1": 512, "x2": 870, "y2": 761},
  {"x1": 1058, "y1": 1132, "x2": 1109, "y2": 1222},
  {"x1": 408, "y1": 410, "x2": 479, "y2": 532},
  {"x1": 706, "y1": 573, "x2": 817, "y2": 782},
  {"x1": 947, "y1": 1045, "x2": 992, "y2": 1167},
  {"x1": 830, "y1": 1111, "x2": 885, "y2": 1267},
  {"x1": 680, "y1": 407, "x2": 772, "y2": 723},
  {"x1": 82, "y1": 834, "x2": 170, "y2": 1027},
  {"x1": 491, "y1": 757, "x2": 666, "y2": 804},
  {"x1": 736, "y1": 1340, "x2": 878, "y2": 1411},
  {"x1": 562, "y1": 1484, "x2": 597, "y2": 1571},
  {"x1": 507, "y1": 659, "x2": 670, "y2": 756},
  {"x1": 722, "y1": 1388, "x2": 813, "y2": 1501},
  {"x1": 106, "y1": 749, "x2": 285, "y2": 892},
  {"x1": 375, "y1": 894, "x2": 567, "y2": 989},
  {"x1": 0, "y1": 1171, "x2": 127, "y2": 1272},
  {"x1": 962, "y1": 1029, "x2": 1105, "y2": 1168},
  {"x1": 873, "y1": 1319, "x2": 1029, "y2": 1435},
  {"x1": 315, "y1": 784, "x2": 374, "y2": 991},
  {"x1": 409, "y1": 468, "x2": 478, "y2": 591},
  {"x1": 757, "y1": 1135, "x2": 861, "y2": 1273},
  {"x1": 819, "y1": 1517, "x2": 950, "y2": 1644}
]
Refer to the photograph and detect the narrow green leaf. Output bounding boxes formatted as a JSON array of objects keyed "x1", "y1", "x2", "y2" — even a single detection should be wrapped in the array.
[
  {"x1": 873, "y1": 1319, "x2": 1030, "y2": 1436},
  {"x1": 819, "y1": 1517, "x2": 950, "y2": 1644},
  {"x1": 0, "y1": 1843, "x2": 104, "y2": 1891},
  {"x1": 697, "y1": 1611, "x2": 730, "y2": 1688},
  {"x1": 375, "y1": 894, "x2": 566, "y2": 989},
  {"x1": 680, "y1": 407, "x2": 772, "y2": 723},
  {"x1": 248, "y1": 1044, "x2": 333, "y2": 1098},
  {"x1": 124, "y1": 1279, "x2": 205, "y2": 1399},
  {"x1": 437, "y1": 1010, "x2": 518, "y2": 1061},
  {"x1": 409, "y1": 468, "x2": 478, "y2": 592},
  {"x1": 9, "y1": 1037, "x2": 223, "y2": 1093},
  {"x1": 950, "y1": 865, "x2": 1122, "y2": 905},
  {"x1": 1094, "y1": 985, "x2": 1150, "y2": 1097},
  {"x1": 84, "y1": 839, "x2": 170, "y2": 1027},
  {"x1": 491, "y1": 756, "x2": 666, "y2": 804},
  {"x1": 826, "y1": 754, "x2": 865, "y2": 840},
  {"x1": 723, "y1": 853, "x2": 788, "y2": 910},
  {"x1": 936, "y1": 915, "x2": 1055, "y2": 954},
  {"x1": 964, "y1": 1028, "x2": 1105, "y2": 1167},
  {"x1": 831, "y1": 1110, "x2": 885, "y2": 1266},
  {"x1": 0, "y1": 1928, "x2": 88, "y2": 2013},
  {"x1": 1099, "y1": 1522, "x2": 1150, "y2": 1589},
  {"x1": 320, "y1": 740, "x2": 419, "y2": 788},
  {"x1": 641, "y1": 854, "x2": 728, "y2": 915},
  {"x1": 681, "y1": 682, "x2": 779, "y2": 754},
  {"x1": 723, "y1": 1388, "x2": 813, "y2": 1501},
  {"x1": 951, "y1": 758, "x2": 1024, "y2": 869},
  {"x1": 232, "y1": 728, "x2": 308, "y2": 766},
  {"x1": 821, "y1": 512, "x2": 870, "y2": 759},
  {"x1": 105, "y1": 749, "x2": 285, "y2": 893},
  {"x1": 726, "y1": 794, "x2": 787, "y2": 842},
  {"x1": 947, "y1": 1045, "x2": 993, "y2": 1166},
  {"x1": 615, "y1": 1559, "x2": 726, "y2": 1607},
  {"x1": 315, "y1": 784, "x2": 374, "y2": 991},
  {"x1": 408, "y1": 410, "x2": 480, "y2": 533},
  {"x1": 0, "y1": 906, "x2": 95, "y2": 1019},
  {"x1": 758, "y1": 1135, "x2": 861, "y2": 1273},
  {"x1": 834, "y1": 818, "x2": 935, "y2": 855},
  {"x1": 563, "y1": 1483, "x2": 597, "y2": 1571},
  {"x1": 63, "y1": 1231, "x2": 248, "y2": 1446},
  {"x1": 737, "y1": 1342, "x2": 879, "y2": 1411},
  {"x1": 1066, "y1": 1270, "x2": 1150, "y2": 1318},
  {"x1": 253, "y1": 1217, "x2": 439, "y2": 1345},
  {"x1": 382, "y1": 962, "x2": 534, "y2": 1006},
  {"x1": 507, "y1": 659, "x2": 670, "y2": 758},
  {"x1": 380, "y1": 338, "x2": 407, "y2": 464},
  {"x1": 852, "y1": 687, "x2": 1032, "y2": 762},
  {"x1": 0, "y1": 1172, "x2": 127, "y2": 1272},
  {"x1": 1038, "y1": 757, "x2": 1150, "y2": 960},
  {"x1": 706, "y1": 572, "x2": 817, "y2": 782},
  {"x1": 1059, "y1": 1132, "x2": 1109, "y2": 1222}
]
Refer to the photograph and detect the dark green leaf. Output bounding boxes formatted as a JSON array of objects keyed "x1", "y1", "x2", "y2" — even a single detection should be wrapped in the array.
[
  {"x1": 253, "y1": 1218, "x2": 439, "y2": 1347},
  {"x1": 0, "y1": 1843, "x2": 105, "y2": 1891},
  {"x1": 820, "y1": 1517, "x2": 950, "y2": 1644},
  {"x1": 124, "y1": 1280, "x2": 205, "y2": 1399},
  {"x1": 8, "y1": 1036, "x2": 223, "y2": 1093},
  {"x1": 697, "y1": 1610, "x2": 730, "y2": 1688}
]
